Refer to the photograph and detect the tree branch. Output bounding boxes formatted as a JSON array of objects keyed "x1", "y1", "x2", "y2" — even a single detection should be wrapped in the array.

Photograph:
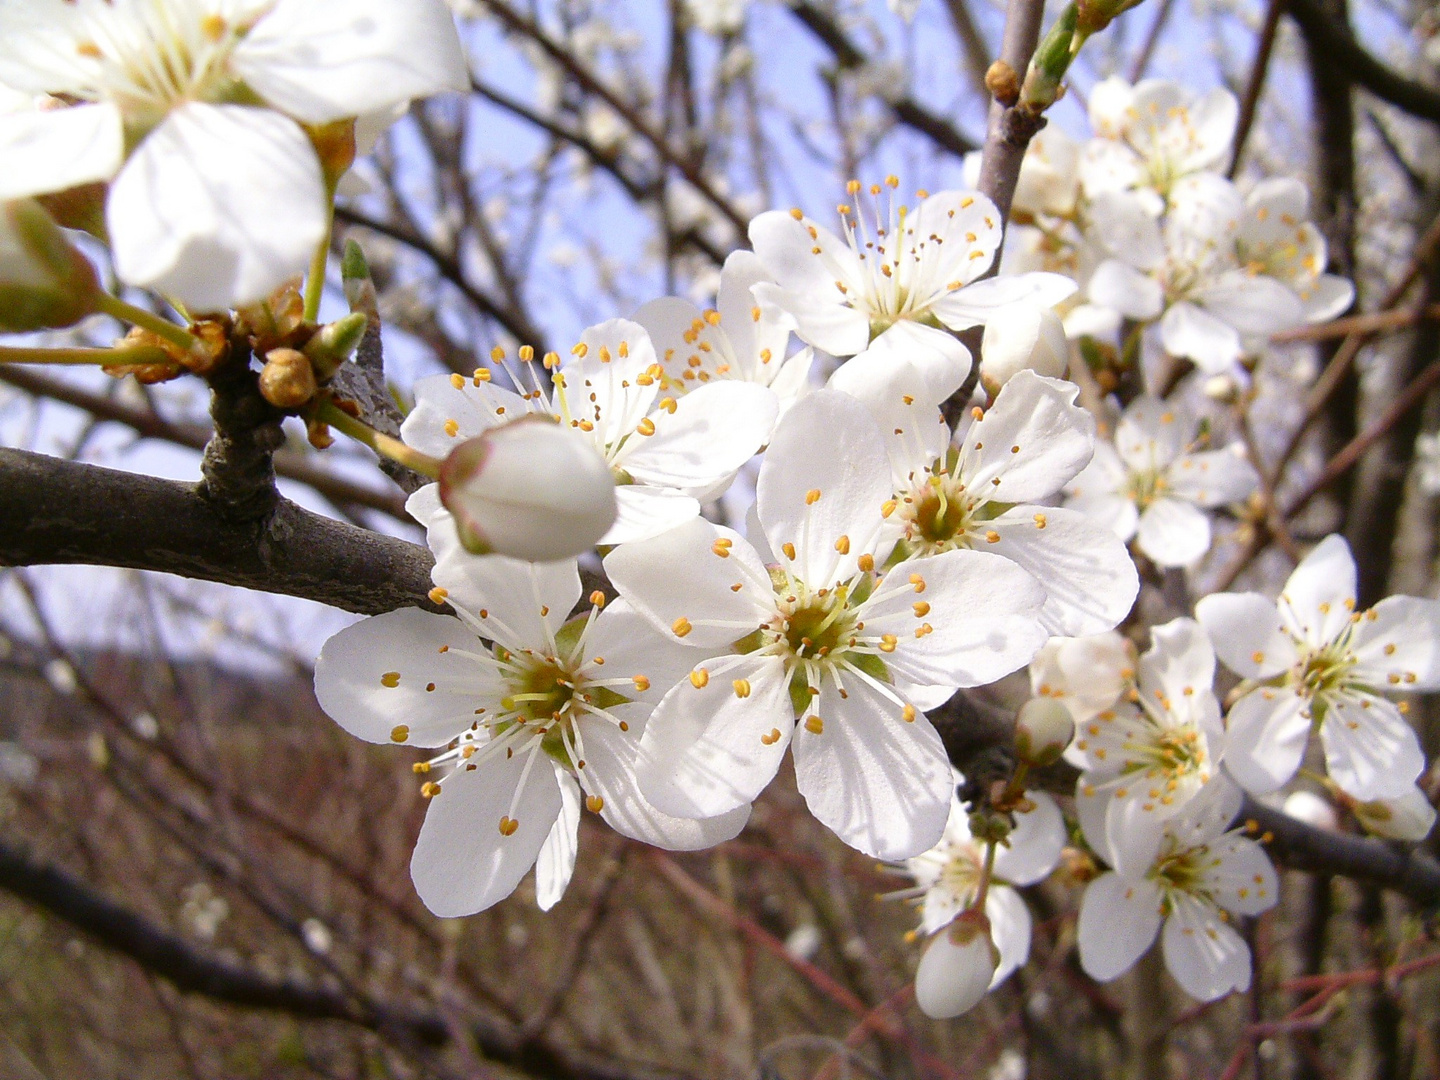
[
  {"x1": 0, "y1": 448, "x2": 437, "y2": 616},
  {"x1": 0, "y1": 366, "x2": 410, "y2": 519},
  {"x1": 1240, "y1": 798, "x2": 1440, "y2": 908},
  {"x1": 0, "y1": 838, "x2": 697, "y2": 1080},
  {"x1": 788, "y1": 1, "x2": 981, "y2": 159},
  {"x1": 1285, "y1": 0, "x2": 1440, "y2": 123}
]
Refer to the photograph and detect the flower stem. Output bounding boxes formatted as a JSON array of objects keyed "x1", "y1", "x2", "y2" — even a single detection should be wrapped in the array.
[
  {"x1": 94, "y1": 293, "x2": 200, "y2": 353},
  {"x1": 0, "y1": 344, "x2": 176, "y2": 368},
  {"x1": 315, "y1": 399, "x2": 441, "y2": 479},
  {"x1": 972, "y1": 840, "x2": 999, "y2": 912},
  {"x1": 303, "y1": 206, "x2": 334, "y2": 322}
]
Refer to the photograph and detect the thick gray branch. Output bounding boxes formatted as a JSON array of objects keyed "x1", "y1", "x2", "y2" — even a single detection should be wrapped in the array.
[{"x1": 0, "y1": 447, "x2": 437, "y2": 616}]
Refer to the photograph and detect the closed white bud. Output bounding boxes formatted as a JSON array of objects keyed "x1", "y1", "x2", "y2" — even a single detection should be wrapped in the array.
[
  {"x1": 914, "y1": 909, "x2": 998, "y2": 1019},
  {"x1": 980, "y1": 302, "x2": 1068, "y2": 392},
  {"x1": 438, "y1": 416, "x2": 617, "y2": 561},
  {"x1": 1014, "y1": 697, "x2": 1074, "y2": 766},
  {"x1": 0, "y1": 198, "x2": 101, "y2": 333},
  {"x1": 1353, "y1": 786, "x2": 1436, "y2": 841}
]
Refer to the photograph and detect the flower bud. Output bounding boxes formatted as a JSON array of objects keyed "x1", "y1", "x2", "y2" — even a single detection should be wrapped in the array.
[
  {"x1": 0, "y1": 198, "x2": 102, "y2": 333},
  {"x1": 1353, "y1": 786, "x2": 1436, "y2": 841},
  {"x1": 259, "y1": 348, "x2": 319, "y2": 408},
  {"x1": 980, "y1": 302, "x2": 1068, "y2": 393},
  {"x1": 1014, "y1": 697, "x2": 1074, "y2": 766},
  {"x1": 438, "y1": 416, "x2": 618, "y2": 561},
  {"x1": 915, "y1": 909, "x2": 998, "y2": 1019}
]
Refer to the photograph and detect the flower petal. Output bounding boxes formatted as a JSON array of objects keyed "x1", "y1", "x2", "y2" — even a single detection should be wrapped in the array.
[
  {"x1": 410, "y1": 744, "x2": 562, "y2": 917},
  {"x1": 535, "y1": 768, "x2": 581, "y2": 911},
  {"x1": 959, "y1": 371, "x2": 1095, "y2": 502},
  {"x1": 602, "y1": 485, "x2": 700, "y2": 546},
  {"x1": 1350, "y1": 594, "x2": 1440, "y2": 691},
  {"x1": 1167, "y1": 450, "x2": 1259, "y2": 508},
  {"x1": 634, "y1": 653, "x2": 793, "y2": 819},
  {"x1": 932, "y1": 271, "x2": 1078, "y2": 331},
  {"x1": 1086, "y1": 259, "x2": 1163, "y2": 320},
  {"x1": 861, "y1": 549, "x2": 1047, "y2": 690},
  {"x1": 1161, "y1": 894, "x2": 1251, "y2": 1001},
  {"x1": 1159, "y1": 301, "x2": 1241, "y2": 374},
  {"x1": 604, "y1": 517, "x2": 773, "y2": 649},
  {"x1": 1200, "y1": 832, "x2": 1278, "y2": 917},
  {"x1": 1223, "y1": 687, "x2": 1311, "y2": 795},
  {"x1": 791, "y1": 675, "x2": 952, "y2": 859},
  {"x1": 757, "y1": 389, "x2": 895, "y2": 586},
  {"x1": 1077, "y1": 871, "x2": 1162, "y2": 981},
  {"x1": 1278, "y1": 535, "x2": 1357, "y2": 648},
  {"x1": 314, "y1": 608, "x2": 489, "y2": 747},
  {"x1": 0, "y1": 101, "x2": 123, "y2": 200},
  {"x1": 1320, "y1": 693, "x2": 1424, "y2": 801},
  {"x1": 1136, "y1": 498, "x2": 1211, "y2": 567},
  {"x1": 994, "y1": 791, "x2": 1065, "y2": 886},
  {"x1": 401, "y1": 374, "x2": 521, "y2": 458},
  {"x1": 986, "y1": 886, "x2": 1033, "y2": 987},
  {"x1": 430, "y1": 552, "x2": 580, "y2": 654},
  {"x1": 618, "y1": 380, "x2": 776, "y2": 490},
  {"x1": 234, "y1": 0, "x2": 467, "y2": 124},
  {"x1": 108, "y1": 104, "x2": 327, "y2": 309},
  {"x1": 579, "y1": 718, "x2": 752, "y2": 849},
  {"x1": 987, "y1": 506, "x2": 1138, "y2": 637},
  {"x1": 1194, "y1": 592, "x2": 1296, "y2": 680}
]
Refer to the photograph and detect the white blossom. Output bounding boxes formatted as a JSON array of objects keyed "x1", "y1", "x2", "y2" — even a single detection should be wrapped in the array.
[
  {"x1": 1074, "y1": 618, "x2": 1227, "y2": 869},
  {"x1": 314, "y1": 553, "x2": 747, "y2": 917},
  {"x1": 435, "y1": 416, "x2": 617, "y2": 561},
  {"x1": 1196, "y1": 534, "x2": 1440, "y2": 801},
  {"x1": 0, "y1": 0, "x2": 468, "y2": 308},
  {"x1": 1237, "y1": 178, "x2": 1354, "y2": 323},
  {"x1": 898, "y1": 775, "x2": 1065, "y2": 1018},
  {"x1": 1064, "y1": 395, "x2": 1259, "y2": 567},
  {"x1": 1080, "y1": 78, "x2": 1238, "y2": 208},
  {"x1": 748, "y1": 181, "x2": 1074, "y2": 397},
  {"x1": 1077, "y1": 777, "x2": 1278, "y2": 1001},
  {"x1": 633, "y1": 250, "x2": 814, "y2": 414},
  {"x1": 839, "y1": 368, "x2": 1138, "y2": 637},
  {"x1": 1086, "y1": 178, "x2": 1303, "y2": 373},
  {"x1": 402, "y1": 319, "x2": 778, "y2": 548},
  {"x1": 604, "y1": 390, "x2": 1048, "y2": 860}
]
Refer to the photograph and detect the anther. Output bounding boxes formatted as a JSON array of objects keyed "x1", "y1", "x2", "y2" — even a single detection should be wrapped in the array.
[
  {"x1": 381, "y1": 671, "x2": 401, "y2": 688},
  {"x1": 690, "y1": 668, "x2": 710, "y2": 689},
  {"x1": 733, "y1": 679, "x2": 752, "y2": 698},
  {"x1": 672, "y1": 617, "x2": 692, "y2": 638},
  {"x1": 391, "y1": 725, "x2": 410, "y2": 743},
  {"x1": 421, "y1": 782, "x2": 442, "y2": 798},
  {"x1": 498, "y1": 816, "x2": 519, "y2": 835},
  {"x1": 858, "y1": 553, "x2": 875, "y2": 572},
  {"x1": 804, "y1": 715, "x2": 824, "y2": 734}
]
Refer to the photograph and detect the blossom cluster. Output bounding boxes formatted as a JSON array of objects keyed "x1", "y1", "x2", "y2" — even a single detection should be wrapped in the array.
[
  {"x1": 1, "y1": 3, "x2": 1434, "y2": 1031},
  {"x1": 306, "y1": 91, "x2": 1439, "y2": 1015}
]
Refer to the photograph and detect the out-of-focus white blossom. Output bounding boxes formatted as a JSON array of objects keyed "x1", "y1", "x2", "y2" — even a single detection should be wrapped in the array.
[
  {"x1": 1077, "y1": 777, "x2": 1277, "y2": 1001},
  {"x1": 1064, "y1": 395, "x2": 1259, "y2": 567},
  {"x1": 1197, "y1": 535, "x2": 1440, "y2": 801},
  {"x1": 0, "y1": 0, "x2": 468, "y2": 308}
]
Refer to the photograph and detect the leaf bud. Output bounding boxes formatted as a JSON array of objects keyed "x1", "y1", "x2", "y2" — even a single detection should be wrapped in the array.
[
  {"x1": 914, "y1": 909, "x2": 998, "y2": 1019},
  {"x1": 1014, "y1": 697, "x2": 1075, "y2": 766},
  {"x1": 303, "y1": 311, "x2": 368, "y2": 380},
  {"x1": 259, "y1": 347, "x2": 319, "y2": 408},
  {"x1": 438, "y1": 415, "x2": 618, "y2": 561},
  {"x1": 0, "y1": 198, "x2": 102, "y2": 333}
]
